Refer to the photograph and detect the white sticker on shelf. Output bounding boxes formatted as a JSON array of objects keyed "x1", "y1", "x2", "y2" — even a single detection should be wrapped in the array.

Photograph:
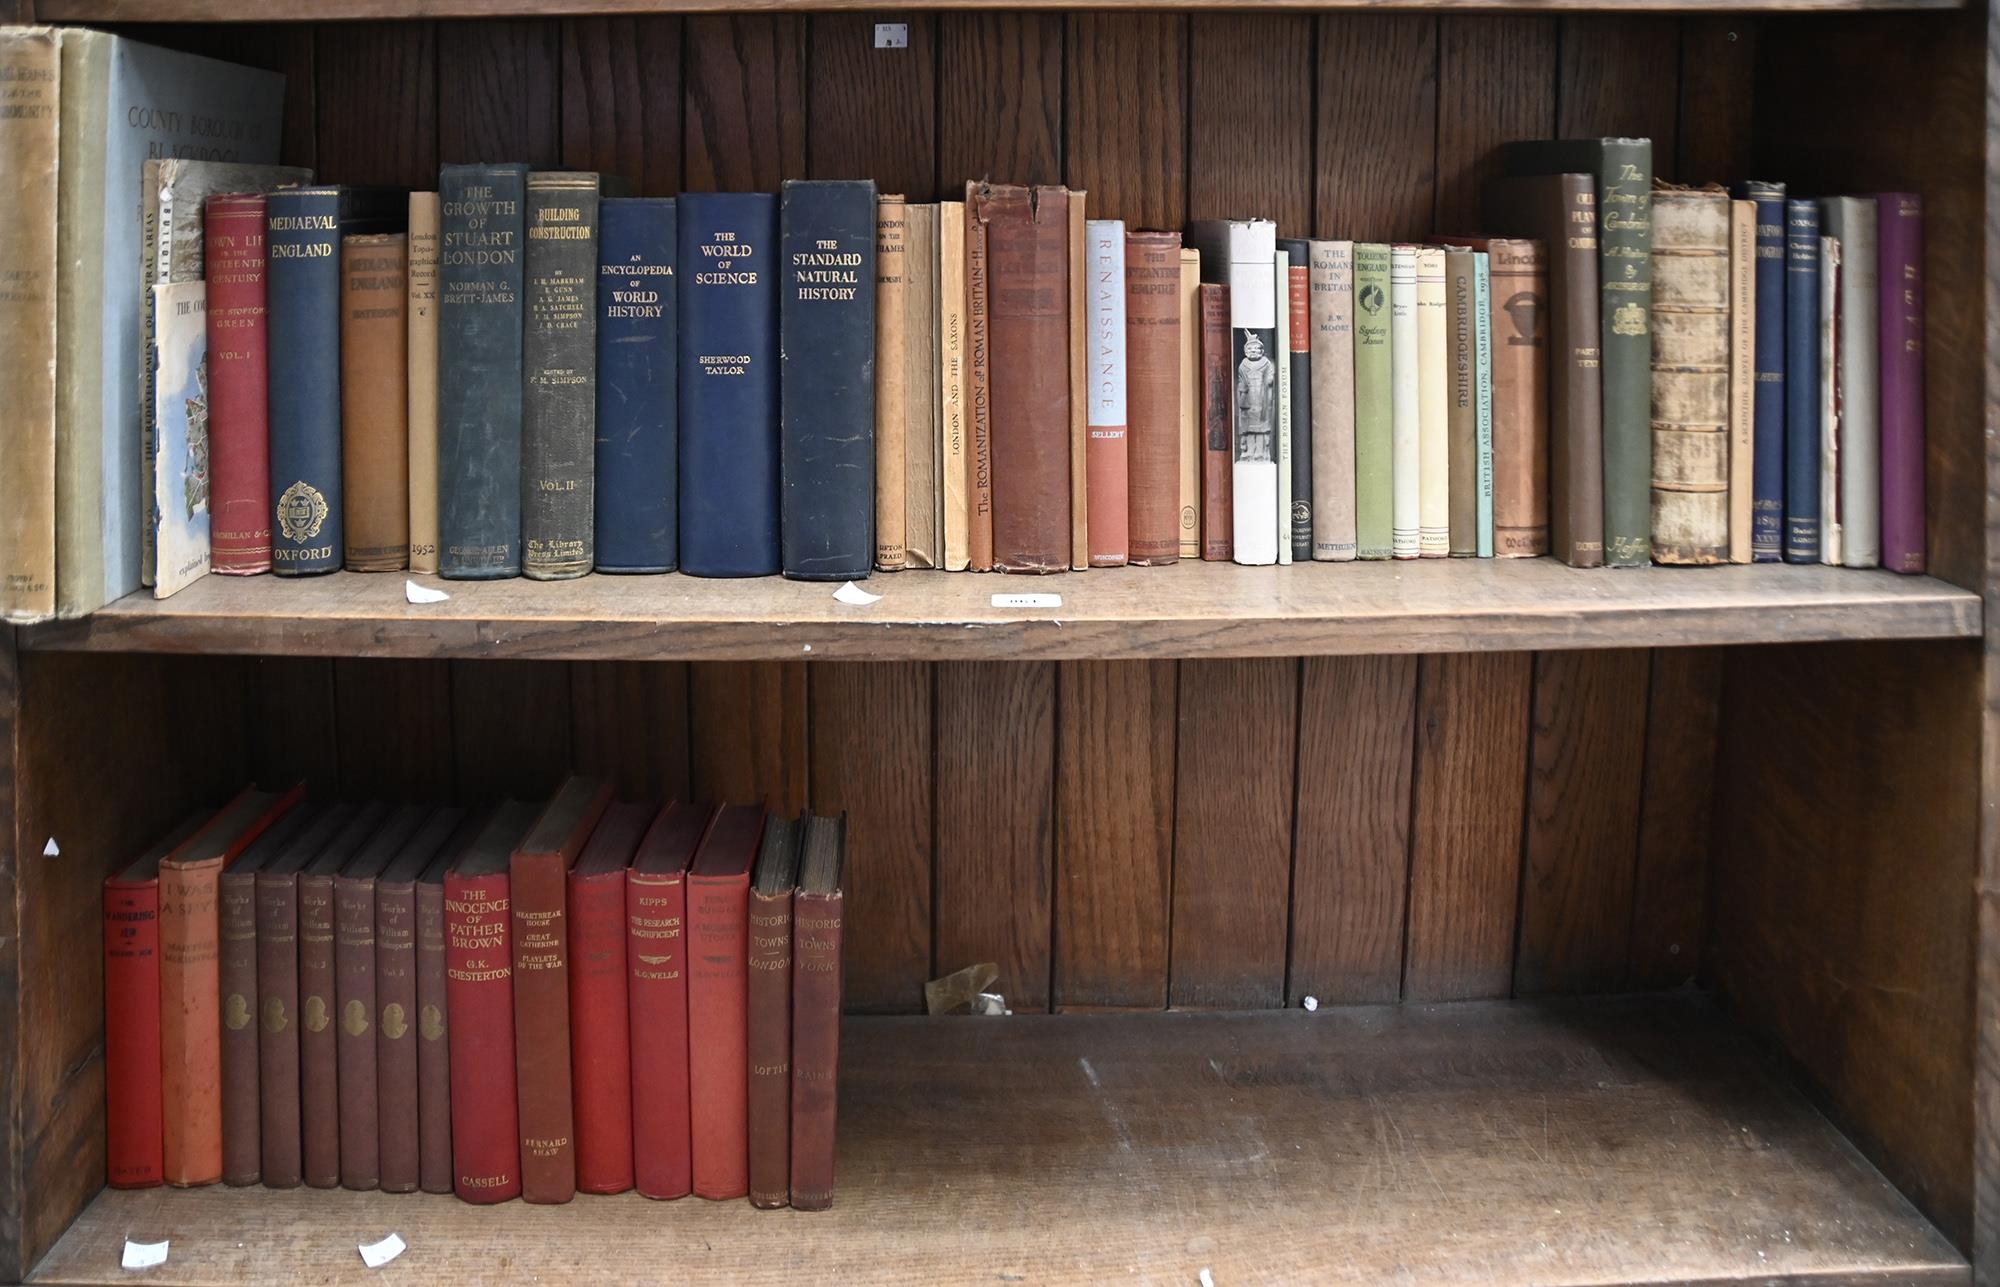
[
  {"x1": 874, "y1": 22, "x2": 908, "y2": 48},
  {"x1": 42, "y1": 837, "x2": 58, "y2": 858},
  {"x1": 991, "y1": 593, "x2": 1061, "y2": 609},
  {"x1": 122, "y1": 1239, "x2": 169, "y2": 1270},
  {"x1": 405, "y1": 580, "x2": 450, "y2": 605},
  {"x1": 833, "y1": 581, "x2": 882, "y2": 606},
  {"x1": 358, "y1": 1233, "x2": 406, "y2": 1269}
]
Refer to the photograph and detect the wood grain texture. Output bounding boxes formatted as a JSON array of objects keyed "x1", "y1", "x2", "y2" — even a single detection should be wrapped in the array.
[
  {"x1": 1288, "y1": 655, "x2": 1417, "y2": 1005},
  {"x1": 1187, "y1": 15, "x2": 1313, "y2": 229},
  {"x1": 1553, "y1": 14, "x2": 1679, "y2": 154},
  {"x1": 313, "y1": 22, "x2": 436, "y2": 187},
  {"x1": 1169, "y1": 659, "x2": 1297, "y2": 1009},
  {"x1": 245, "y1": 658, "x2": 338, "y2": 791},
  {"x1": 43, "y1": 0, "x2": 1968, "y2": 18},
  {"x1": 333, "y1": 659, "x2": 452, "y2": 801},
  {"x1": 687, "y1": 662, "x2": 807, "y2": 814},
  {"x1": 681, "y1": 15, "x2": 805, "y2": 191},
  {"x1": 810, "y1": 662, "x2": 933, "y2": 1014},
  {"x1": 1054, "y1": 660, "x2": 1175, "y2": 1010},
  {"x1": 936, "y1": 13, "x2": 1064, "y2": 192},
  {"x1": 31, "y1": 1000, "x2": 1970, "y2": 1286},
  {"x1": 1404, "y1": 651, "x2": 1531, "y2": 1001},
  {"x1": 1063, "y1": 14, "x2": 1186, "y2": 229},
  {"x1": 559, "y1": 17, "x2": 683, "y2": 195},
  {"x1": 1673, "y1": 16, "x2": 1756, "y2": 182},
  {"x1": 1982, "y1": 6, "x2": 2000, "y2": 1280},
  {"x1": 1626, "y1": 647, "x2": 1719, "y2": 989},
  {"x1": 1433, "y1": 15, "x2": 1555, "y2": 231},
  {"x1": 934, "y1": 662, "x2": 1055, "y2": 1012},
  {"x1": 1316, "y1": 15, "x2": 1438, "y2": 240},
  {"x1": 436, "y1": 19, "x2": 559, "y2": 167},
  {"x1": 806, "y1": 14, "x2": 936, "y2": 199},
  {"x1": 449, "y1": 660, "x2": 571, "y2": 799},
  {"x1": 567, "y1": 660, "x2": 691, "y2": 801},
  {"x1": 1513, "y1": 648, "x2": 1648, "y2": 996}
]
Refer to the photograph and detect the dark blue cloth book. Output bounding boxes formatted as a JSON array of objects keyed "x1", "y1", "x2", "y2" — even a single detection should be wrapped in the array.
[
  {"x1": 779, "y1": 180, "x2": 877, "y2": 581},
  {"x1": 678, "y1": 192, "x2": 780, "y2": 577},
  {"x1": 1783, "y1": 197, "x2": 1821, "y2": 564},
  {"x1": 1736, "y1": 181, "x2": 1787, "y2": 562},
  {"x1": 438, "y1": 163, "x2": 530, "y2": 579},
  {"x1": 595, "y1": 198, "x2": 679, "y2": 574}
]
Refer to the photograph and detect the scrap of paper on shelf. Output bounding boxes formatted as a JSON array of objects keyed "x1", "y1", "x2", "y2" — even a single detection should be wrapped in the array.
[
  {"x1": 405, "y1": 580, "x2": 450, "y2": 605},
  {"x1": 122, "y1": 1239, "x2": 169, "y2": 1270},
  {"x1": 833, "y1": 581, "x2": 881, "y2": 606},
  {"x1": 359, "y1": 1233, "x2": 406, "y2": 1269}
]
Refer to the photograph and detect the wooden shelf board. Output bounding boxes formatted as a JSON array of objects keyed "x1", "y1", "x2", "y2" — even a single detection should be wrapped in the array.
[
  {"x1": 32, "y1": 0, "x2": 1968, "y2": 18},
  {"x1": 29, "y1": 997, "x2": 1965, "y2": 1286},
  {"x1": 19, "y1": 560, "x2": 1980, "y2": 662}
]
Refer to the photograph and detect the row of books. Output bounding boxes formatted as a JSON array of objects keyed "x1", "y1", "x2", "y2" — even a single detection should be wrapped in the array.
[{"x1": 102, "y1": 778, "x2": 847, "y2": 1208}]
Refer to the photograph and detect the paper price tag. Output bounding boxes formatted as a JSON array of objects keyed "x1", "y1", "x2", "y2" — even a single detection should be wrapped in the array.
[
  {"x1": 405, "y1": 580, "x2": 449, "y2": 605},
  {"x1": 991, "y1": 593, "x2": 1061, "y2": 609},
  {"x1": 359, "y1": 1233, "x2": 406, "y2": 1269},
  {"x1": 122, "y1": 1239, "x2": 169, "y2": 1270}
]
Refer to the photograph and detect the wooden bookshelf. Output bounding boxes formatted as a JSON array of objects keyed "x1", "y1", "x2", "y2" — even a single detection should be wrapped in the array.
[
  {"x1": 26, "y1": 998, "x2": 1968, "y2": 1286},
  {"x1": 19, "y1": 563, "x2": 1981, "y2": 661}
]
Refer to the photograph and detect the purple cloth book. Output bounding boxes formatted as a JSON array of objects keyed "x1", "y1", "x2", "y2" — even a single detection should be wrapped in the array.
[{"x1": 1877, "y1": 193, "x2": 1925, "y2": 575}]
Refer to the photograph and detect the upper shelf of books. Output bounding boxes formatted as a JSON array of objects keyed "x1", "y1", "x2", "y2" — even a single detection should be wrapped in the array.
[
  {"x1": 29, "y1": 0, "x2": 1969, "y2": 19},
  {"x1": 17, "y1": 561, "x2": 1979, "y2": 662}
]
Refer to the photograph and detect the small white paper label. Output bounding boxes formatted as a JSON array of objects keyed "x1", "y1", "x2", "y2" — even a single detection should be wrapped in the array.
[
  {"x1": 122, "y1": 1239, "x2": 168, "y2": 1270},
  {"x1": 991, "y1": 593, "x2": 1061, "y2": 609},
  {"x1": 405, "y1": 580, "x2": 450, "y2": 605},
  {"x1": 874, "y1": 22, "x2": 908, "y2": 48},
  {"x1": 832, "y1": 581, "x2": 882, "y2": 606},
  {"x1": 358, "y1": 1233, "x2": 406, "y2": 1269},
  {"x1": 42, "y1": 838, "x2": 58, "y2": 858}
]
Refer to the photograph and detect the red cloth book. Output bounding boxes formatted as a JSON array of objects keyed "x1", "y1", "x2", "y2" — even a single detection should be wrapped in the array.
[
  {"x1": 688, "y1": 804, "x2": 764, "y2": 1200},
  {"x1": 374, "y1": 808, "x2": 467, "y2": 1194},
  {"x1": 103, "y1": 814, "x2": 205, "y2": 1189},
  {"x1": 568, "y1": 801, "x2": 651, "y2": 1195},
  {"x1": 335, "y1": 805, "x2": 429, "y2": 1192},
  {"x1": 203, "y1": 192, "x2": 275, "y2": 574},
  {"x1": 628, "y1": 801, "x2": 715, "y2": 1200},
  {"x1": 446, "y1": 802, "x2": 541, "y2": 1204},
  {"x1": 298, "y1": 804, "x2": 390, "y2": 1188}
]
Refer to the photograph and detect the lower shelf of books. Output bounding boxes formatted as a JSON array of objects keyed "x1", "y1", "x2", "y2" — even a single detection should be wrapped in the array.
[{"x1": 33, "y1": 995, "x2": 1963, "y2": 1287}]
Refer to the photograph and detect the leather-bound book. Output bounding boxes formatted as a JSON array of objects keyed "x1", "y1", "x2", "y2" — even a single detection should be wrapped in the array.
[
  {"x1": 1351, "y1": 244, "x2": 1394, "y2": 559},
  {"x1": 1823, "y1": 197, "x2": 1879, "y2": 569},
  {"x1": 1278, "y1": 238, "x2": 1313, "y2": 562},
  {"x1": 1197, "y1": 283, "x2": 1232, "y2": 561},
  {"x1": 748, "y1": 816, "x2": 803, "y2": 1209},
  {"x1": 937, "y1": 200, "x2": 969, "y2": 571},
  {"x1": 416, "y1": 825, "x2": 466, "y2": 1195},
  {"x1": 679, "y1": 192, "x2": 781, "y2": 578},
  {"x1": 220, "y1": 807, "x2": 315, "y2": 1186},
  {"x1": 964, "y1": 184, "x2": 996, "y2": 571},
  {"x1": 780, "y1": 179, "x2": 878, "y2": 582},
  {"x1": 1735, "y1": 182, "x2": 1787, "y2": 561},
  {"x1": 570, "y1": 802, "x2": 650, "y2": 1195},
  {"x1": 629, "y1": 801, "x2": 714, "y2": 1200},
  {"x1": 1308, "y1": 240, "x2": 1356, "y2": 561},
  {"x1": 438, "y1": 162, "x2": 529, "y2": 580},
  {"x1": 335, "y1": 804, "x2": 429, "y2": 1190},
  {"x1": 340, "y1": 232, "x2": 410, "y2": 572},
  {"x1": 1444, "y1": 247, "x2": 1478, "y2": 557},
  {"x1": 160, "y1": 785, "x2": 303, "y2": 1186},
  {"x1": 104, "y1": 815, "x2": 205, "y2": 1189},
  {"x1": 1084, "y1": 219, "x2": 1130, "y2": 566},
  {"x1": 376, "y1": 809, "x2": 468, "y2": 1194},
  {"x1": 789, "y1": 814, "x2": 846, "y2": 1212},
  {"x1": 874, "y1": 195, "x2": 908, "y2": 571},
  {"x1": 1489, "y1": 175, "x2": 1605, "y2": 567},
  {"x1": 1877, "y1": 192, "x2": 1925, "y2": 573},
  {"x1": 203, "y1": 193, "x2": 274, "y2": 575},
  {"x1": 523, "y1": 171, "x2": 602, "y2": 581},
  {"x1": 1125, "y1": 230, "x2": 1182, "y2": 564},
  {"x1": 902, "y1": 204, "x2": 941, "y2": 569},
  {"x1": 1439, "y1": 236, "x2": 1550, "y2": 557},
  {"x1": 689, "y1": 804, "x2": 765, "y2": 1199},
  {"x1": 255, "y1": 802, "x2": 358, "y2": 1190},
  {"x1": 1178, "y1": 248, "x2": 1202, "y2": 559},
  {"x1": 1783, "y1": 198, "x2": 1822, "y2": 564},
  {"x1": 447, "y1": 801, "x2": 542, "y2": 1203},
  {"x1": 511, "y1": 775, "x2": 615, "y2": 1203},
  {"x1": 1650, "y1": 188, "x2": 1732, "y2": 565},
  {"x1": 595, "y1": 197, "x2": 679, "y2": 574},
  {"x1": 299, "y1": 803, "x2": 391, "y2": 1188},
  {"x1": 975, "y1": 183, "x2": 1072, "y2": 573},
  {"x1": 407, "y1": 192, "x2": 441, "y2": 575}
]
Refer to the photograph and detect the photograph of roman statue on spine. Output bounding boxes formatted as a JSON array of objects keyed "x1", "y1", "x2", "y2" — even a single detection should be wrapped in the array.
[{"x1": 1233, "y1": 327, "x2": 1278, "y2": 463}]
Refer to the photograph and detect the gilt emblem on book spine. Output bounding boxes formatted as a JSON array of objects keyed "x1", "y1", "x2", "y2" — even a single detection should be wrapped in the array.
[{"x1": 277, "y1": 481, "x2": 329, "y2": 543}]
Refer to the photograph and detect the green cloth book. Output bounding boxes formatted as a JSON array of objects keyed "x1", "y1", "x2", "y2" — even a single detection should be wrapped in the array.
[{"x1": 1351, "y1": 243, "x2": 1394, "y2": 560}]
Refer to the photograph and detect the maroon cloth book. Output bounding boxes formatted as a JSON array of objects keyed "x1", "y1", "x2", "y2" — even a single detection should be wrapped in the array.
[
  {"x1": 748, "y1": 817, "x2": 802, "y2": 1209},
  {"x1": 334, "y1": 805, "x2": 429, "y2": 1191},
  {"x1": 204, "y1": 193, "x2": 274, "y2": 574},
  {"x1": 629, "y1": 801, "x2": 713, "y2": 1200},
  {"x1": 790, "y1": 815, "x2": 846, "y2": 1211},
  {"x1": 1877, "y1": 192, "x2": 1926, "y2": 574},
  {"x1": 220, "y1": 808, "x2": 316, "y2": 1186},
  {"x1": 690, "y1": 804, "x2": 763, "y2": 1200},
  {"x1": 570, "y1": 801, "x2": 650, "y2": 1195},
  {"x1": 299, "y1": 804, "x2": 390, "y2": 1188},
  {"x1": 375, "y1": 809, "x2": 466, "y2": 1194},
  {"x1": 415, "y1": 821, "x2": 465, "y2": 1197}
]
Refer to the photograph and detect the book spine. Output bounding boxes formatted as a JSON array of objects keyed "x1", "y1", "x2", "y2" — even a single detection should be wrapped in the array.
[
  {"x1": 1280, "y1": 240, "x2": 1313, "y2": 562},
  {"x1": 570, "y1": 870, "x2": 634, "y2": 1194},
  {"x1": 254, "y1": 873, "x2": 301, "y2": 1188},
  {"x1": 1596, "y1": 139, "x2": 1653, "y2": 567},
  {"x1": 140, "y1": 161, "x2": 162, "y2": 590},
  {"x1": 1834, "y1": 199, "x2": 1880, "y2": 569},
  {"x1": 334, "y1": 874, "x2": 380, "y2": 1190},
  {"x1": 965, "y1": 191, "x2": 995, "y2": 570},
  {"x1": 376, "y1": 881, "x2": 420, "y2": 1193},
  {"x1": 160, "y1": 859, "x2": 225, "y2": 1185},
  {"x1": 438, "y1": 163, "x2": 528, "y2": 580},
  {"x1": 1178, "y1": 249, "x2": 1202, "y2": 559},
  {"x1": 628, "y1": 870, "x2": 691, "y2": 1199},
  {"x1": 445, "y1": 869, "x2": 522, "y2": 1203},
  {"x1": 0, "y1": 29, "x2": 59, "y2": 620},
  {"x1": 901, "y1": 205, "x2": 940, "y2": 569},
  {"x1": 1445, "y1": 248, "x2": 1478, "y2": 557},
  {"x1": 341, "y1": 234, "x2": 411, "y2": 572},
  {"x1": 938, "y1": 201, "x2": 970, "y2": 571},
  {"x1": 148, "y1": 280, "x2": 208, "y2": 598},
  {"x1": 407, "y1": 193, "x2": 441, "y2": 574},
  {"x1": 747, "y1": 886, "x2": 794, "y2": 1209},
  {"x1": 104, "y1": 879, "x2": 165, "y2": 1188},
  {"x1": 1821, "y1": 233, "x2": 1843, "y2": 566},
  {"x1": 1069, "y1": 191, "x2": 1090, "y2": 570},
  {"x1": 789, "y1": 888, "x2": 843, "y2": 1211},
  {"x1": 1352, "y1": 244, "x2": 1394, "y2": 559},
  {"x1": 1085, "y1": 219, "x2": 1130, "y2": 567},
  {"x1": 1473, "y1": 252, "x2": 1494, "y2": 558},
  {"x1": 266, "y1": 190, "x2": 346, "y2": 577},
  {"x1": 1198, "y1": 283, "x2": 1233, "y2": 562},
  {"x1": 297, "y1": 872, "x2": 340, "y2": 1188},
  {"x1": 875, "y1": 196, "x2": 908, "y2": 571},
  {"x1": 1486, "y1": 239, "x2": 1548, "y2": 556},
  {"x1": 1125, "y1": 230, "x2": 1182, "y2": 564},
  {"x1": 511, "y1": 850, "x2": 577, "y2": 1203},
  {"x1": 1388, "y1": 246, "x2": 1420, "y2": 560},
  {"x1": 204, "y1": 194, "x2": 274, "y2": 576},
  {"x1": 219, "y1": 870, "x2": 261, "y2": 1186},
  {"x1": 1650, "y1": 192, "x2": 1731, "y2": 565},
  {"x1": 523, "y1": 173, "x2": 601, "y2": 580},
  {"x1": 1748, "y1": 191, "x2": 1786, "y2": 562},
  {"x1": 1415, "y1": 247, "x2": 1450, "y2": 558},
  {"x1": 780, "y1": 179, "x2": 877, "y2": 582},
  {"x1": 53, "y1": 32, "x2": 115, "y2": 617},
  {"x1": 1728, "y1": 201, "x2": 1757, "y2": 564},
  {"x1": 1228, "y1": 221, "x2": 1279, "y2": 567},
  {"x1": 1274, "y1": 250, "x2": 1292, "y2": 565},
  {"x1": 595, "y1": 198, "x2": 679, "y2": 574},
  {"x1": 1878, "y1": 193, "x2": 1924, "y2": 574},
  {"x1": 980, "y1": 185, "x2": 1073, "y2": 572},
  {"x1": 1553, "y1": 175, "x2": 1607, "y2": 568},
  {"x1": 416, "y1": 879, "x2": 452, "y2": 1194},
  {"x1": 689, "y1": 873, "x2": 750, "y2": 1199},
  {"x1": 679, "y1": 192, "x2": 781, "y2": 577},
  {"x1": 1783, "y1": 199, "x2": 1822, "y2": 563},
  {"x1": 1309, "y1": 241, "x2": 1356, "y2": 561}
]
